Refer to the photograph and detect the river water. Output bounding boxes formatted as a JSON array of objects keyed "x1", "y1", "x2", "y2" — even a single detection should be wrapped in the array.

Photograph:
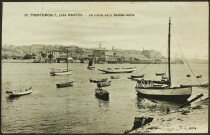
[{"x1": 1, "y1": 63, "x2": 208, "y2": 133}]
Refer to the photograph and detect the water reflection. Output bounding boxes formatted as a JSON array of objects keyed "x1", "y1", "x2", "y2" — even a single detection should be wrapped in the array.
[
  {"x1": 96, "y1": 98, "x2": 110, "y2": 113},
  {"x1": 6, "y1": 96, "x2": 21, "y2": 102}
]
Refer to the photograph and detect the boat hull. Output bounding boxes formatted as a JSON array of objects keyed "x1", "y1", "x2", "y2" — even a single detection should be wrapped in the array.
[
  {"x1": 135, "y1": 86, "x2": 192, "y2": 102},
  {"x1": 110, "y1": 76, "x2": 119, "y2": 79},
  {"x1": 98, "y1": 68, "x2": 136, "y2": 74},
  {"x1": 6, "y1": 88, "x2": 32, "y2": 98},
  {"x1": 50, "y1": 71, "x2": 72, "y2": 76},
  {"x1": 97, "y1": 81, "x2": 111, "y2": 87},
  {"x1": 56, "y1": 82, "x2": 73, "y2": 88},
  {"x1": 8, "y1": 92, "x2": 32, "y2": 98},
  {"x1": 95, "y1": 89, "x2": 109, "y2": 101}
]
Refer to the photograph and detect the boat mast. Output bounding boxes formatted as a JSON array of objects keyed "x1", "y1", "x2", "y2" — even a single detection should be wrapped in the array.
[
  {"x1": 168, "y1": 17, "x2": 171, "y2": 85},
  {"x1": 67, "y1": 46, "x2": 68, "y2": 70}
]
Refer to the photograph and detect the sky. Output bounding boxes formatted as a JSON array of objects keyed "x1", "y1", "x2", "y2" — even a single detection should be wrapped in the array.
[{"x1": 2, "y1": 2, "x2": 209, "y2": 59}]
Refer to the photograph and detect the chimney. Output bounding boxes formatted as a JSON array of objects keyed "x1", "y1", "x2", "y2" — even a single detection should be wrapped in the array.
[
  {"x1": 99, "y1": 42, "x2": 101, "y2": 48},
  {"x1": 112, "y1": 46, "x2": 114, "y2": 51}
]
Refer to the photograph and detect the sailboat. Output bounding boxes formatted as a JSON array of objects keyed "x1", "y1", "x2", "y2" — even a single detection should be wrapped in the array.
[
  {"x1": 87, "y1": 58, "x2": 95, "y2": 70},
  {"x1": 135, "y1": 18, "x2": 192, "y2": 102},
  {"x1": 50, "y1": 46, "x2": 72, "y2": 76}
]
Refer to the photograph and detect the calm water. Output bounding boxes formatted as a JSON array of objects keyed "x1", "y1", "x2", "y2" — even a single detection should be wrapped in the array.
[{"x1": 1, "y1": 63, "x2": 208, "y2": 133}]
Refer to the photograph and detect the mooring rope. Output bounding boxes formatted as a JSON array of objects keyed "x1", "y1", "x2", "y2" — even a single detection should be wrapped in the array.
[
  {"x1": 172, "y1": 28, "x2": 202, "y2": 85},
  {"x1": 137, "y1": 40, "x2": 167, "y2": 74}
]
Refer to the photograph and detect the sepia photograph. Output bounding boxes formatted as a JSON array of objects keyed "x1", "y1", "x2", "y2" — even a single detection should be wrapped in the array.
[{"x1": 1, "y1": 1, "x2": 209, "y2": 134}]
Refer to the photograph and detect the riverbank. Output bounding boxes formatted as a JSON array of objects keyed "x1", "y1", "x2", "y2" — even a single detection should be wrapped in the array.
[
  {"x1": 129, "y1": 96, "x2": 208, "y2": 133},
  {"x1": 2, "y1": 59, "x2": 35, "y2": 63},
  {"x1": 2, "y1": 59, "x2": 208, "y2": 64}
]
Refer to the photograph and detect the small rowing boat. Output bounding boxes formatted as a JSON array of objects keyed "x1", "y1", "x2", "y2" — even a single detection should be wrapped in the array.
[
  {"x1": 89, "y1": 78, "x2": 108, "y2": 83},
  {"x1": 95, "y1": 88, "x2": 109, "y2": 101},
  {"x1": 56, "y1": 81, "x2": 74, "y2": 88},
  {"x1": 6, "y1": 87, "x2": 32, "y2": 98},
  {"x1": 110, "y1": 76, "x2": 120, "y2": 79},
  {"x1": 97, "y1": 81, "x2": 111, "y2": 87}
]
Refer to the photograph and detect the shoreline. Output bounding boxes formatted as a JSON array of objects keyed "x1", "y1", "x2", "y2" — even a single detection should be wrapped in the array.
[{"x1": 1, "y1": 59, "x2": 208, "y2": 64}]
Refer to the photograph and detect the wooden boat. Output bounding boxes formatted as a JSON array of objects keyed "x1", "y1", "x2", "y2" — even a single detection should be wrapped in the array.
[
  {"x1": 156, "y1": 73, "x2": 165, "y2": 76},
  {"x1": 6, "y1": 87, "x2": 32, "y2": 98},
  {"x1": 97, "y1": 81, "x2": 111, "y2": 87},
  {"x1": 110, "y1": 76, "x2": 120, "y2": 79},
  {"x1": 50, "y1": 68, "x2": 72, "y2": 76},
  {"x1": 131, "y1": 74, "x2": 144, "y2": 78},
  {"x1": 98, "y1": 67, "x2": 136, "y2": 73},
  {"x1": 56, "y1": 81, "x2": 74, "y2": 88},
  {"x1": 196, "y1": 75, "x2": 202, "y2": 78},
  {"x1": 87, "y1": 58, "x2": 95, "y2": 70},
  {"x1": 186, "y1": 74, "x2": 191, "y2": 77},
  {"x1": 135, "y1": 18, "x2": 192, "y2": 102},
  {"x1": 50, "y1": 46, "x2": 72, "y2": 76},
  {"x1": 89, "y1": 78, "x2": 108, "y2": 83},
  {"x1": 95, "y1": 88, "x2": 109, "y2": 100}
]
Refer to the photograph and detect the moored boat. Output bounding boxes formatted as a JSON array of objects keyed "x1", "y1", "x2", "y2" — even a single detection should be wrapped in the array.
[
  {"x1": 50, "y1": 69, "x2": 72, "y2": 76},
  {"x1": 135, "y1": 18, "x2": 192, "y2": 102},
  {"x1": 155, "y1": 73, "x2": 165, "y2": 76},
  {"x1": 196, "y1": 75, "x2": 202, "y2": 78},
  {"x1": 97, "y1": 81, "x2": 111, "y2": 87},
  {"x1": 131, "y1": 74, "x2": 144, "y2": 78},
  {"x1": 56, "y1": 81, "x2": 74, "y2": 88},
  {"x1": 50, "y1": 46, "x2": 72, "y2": 76},
  {"x1": 6, "y1": 87, "x2": 32, "y2": 98},
  {"x1": 98, "y1": 67, "x2": 136, "y2": 73},
  {"x1": 110, "y1": 76, "x2": 120, "y2": 79},
  {"x1": 95, "y1": 88, "x2": 109, "y2": 101},
  {"x1": 89, "y1": 78, "x2": 108, "y2": 83}
]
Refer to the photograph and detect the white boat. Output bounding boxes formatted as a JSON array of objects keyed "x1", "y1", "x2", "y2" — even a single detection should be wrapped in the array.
[
  {"x1": 98, "y1": 67, "x2": 136, "y2": 73},
  {"x1": 6, "y1": 87, "x2": 32, "y2": 98},
  {"x1": 87, "y1": 58, "x2": 95, "y2": 70},
  {"x1": 50, "y1": 68, "x2": 72, "y2": 76},
  {"x1": 135, "y1": 18, "x2": 192, "y2": 102},
  {"x1": 50, "y1": 46, "x2": 72, "y2": 76}
]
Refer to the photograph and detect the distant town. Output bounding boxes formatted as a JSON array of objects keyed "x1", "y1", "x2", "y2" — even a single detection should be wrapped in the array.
[{"x1": 2, "y1": 44, "x2": 206, "y2": 64}]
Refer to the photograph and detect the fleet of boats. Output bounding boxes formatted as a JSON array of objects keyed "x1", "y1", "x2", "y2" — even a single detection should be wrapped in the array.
[{"x1": 5, "y1": 18, "x2": 207, "y2": 104}]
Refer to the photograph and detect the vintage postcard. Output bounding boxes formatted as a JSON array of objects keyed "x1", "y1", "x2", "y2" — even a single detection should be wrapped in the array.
[{"x1": 1, "y1": 2, "x2": 209, "y2": 134}]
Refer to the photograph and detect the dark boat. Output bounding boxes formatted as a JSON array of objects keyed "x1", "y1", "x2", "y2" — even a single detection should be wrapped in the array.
[
  {"x1": 56, "y1": 81, "x2": 74, "y2": 88},
  {"x1": 156, "y1": 73, "x2": 166, "y2": 76},
  {"x1": 186, "y1": 74, "x2": 191, "y2": 77},
  {"x1": 196, "y1": 75, "x2": 202, "y2": 78},
  {"x1": 131, "y1": 74, "x2": 144, "y2": 78},
  {"x1": 97, "y1": 81, "x2": 111, "y2": 87},
  {"x1": 110, "y1": 76, "x2": 120, "y2": 79},
  {"x1": 95, "y1": 88, "x2": 109, "y2": 100},
  {"x1": 89, "y1": 78, "x2": 108, "y2": 83}
]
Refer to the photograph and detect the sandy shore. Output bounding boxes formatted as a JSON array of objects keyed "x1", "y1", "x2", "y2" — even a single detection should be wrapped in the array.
[{"x1": 129, "y1": 97, "x2": 208, "y2": 133}]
